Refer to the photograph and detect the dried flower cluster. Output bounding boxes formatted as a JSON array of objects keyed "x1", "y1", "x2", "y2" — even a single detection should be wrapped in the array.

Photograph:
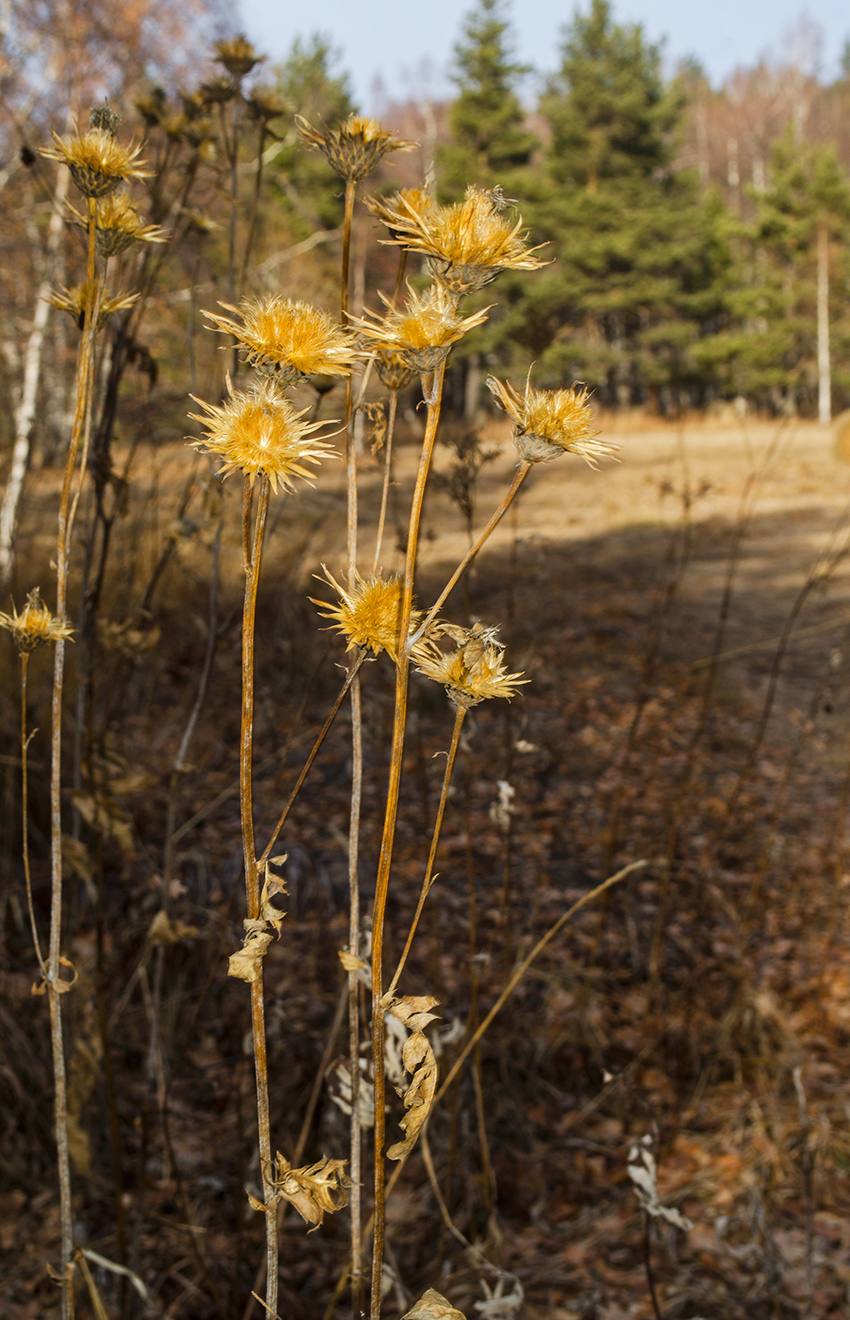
[
  {"x1": 351, "y1": 284, "x2": 489, "y2": 374},
  {"x1": 43, "y1": 127, "x2": 149, "y2": 198},
  {"x1": 0, "y1": 589, "x2": 72, "y2": 653},
  {"x1": 297, "y1": 113, "x2": 414, "y2": 182},
  {"x1": 414, "y1": 622, "x2": 525, "y2": 708},
  {"x1": 312, "y1": 568, "x2": 420, "y2": 662},
  {"x1": 487, "y1": 375, "x2": 614, "y2": 467},
  {"x1": 205, "y1": 296, "x2": 355, "y2": 383},
  {"x1": 374, "y1": 185, "x2": 546, "y2": 296},
  {"x1": 189, "y1": 376, "x2": 336, "y2": 492},
  {"x1": 48, "y1": 281, "x2": 139, "y2": 332}
]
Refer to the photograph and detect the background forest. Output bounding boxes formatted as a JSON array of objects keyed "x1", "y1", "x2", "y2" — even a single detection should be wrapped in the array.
[{"x1": 4, "y1": 1, "x2": 850, "y2": 1319}]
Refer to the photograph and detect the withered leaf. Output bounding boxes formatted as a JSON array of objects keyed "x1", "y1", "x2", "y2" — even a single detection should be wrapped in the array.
[
  {"x1": 250, "y1": 1153, "x2": 351, "y2": 1231},
  {"x1": 147, "y1": 910, "x2": 198, "y2": 946},
  {"x1": 227, "y1": 919, "x2": 273, "y2": 983},
  {"x1": 402, "y1": 1289, "x2": 467, "y2": 1320},
  {"x1": 385, "y1": 995, "x2": 439, "y2": 1162}
]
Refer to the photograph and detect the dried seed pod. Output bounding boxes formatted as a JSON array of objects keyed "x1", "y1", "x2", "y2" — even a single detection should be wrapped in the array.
[
  {"x1": 297, "y1": 113, "x2": 415, "y2": 182},
  {"x1": 487, "y1": 374, "x2": 615, "y2": 468},
  {"x1": 204, "y1": 296, "x2": 355, "y2": 383},
  {"x1": 0, "y1": 588, "x2": 72, "y2": 653}
]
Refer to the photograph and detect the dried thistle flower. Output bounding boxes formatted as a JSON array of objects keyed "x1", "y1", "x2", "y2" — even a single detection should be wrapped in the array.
[
  {"x1": 188, "y1": 375, "x2": 336, "y2": 493},
  {"x1": 48, "y1": 281, "x2": 139, "y2": 332},
  {"x1": 374, "y1": 350, "x2": 417, "y2": 392},
  {"x1": 75, "y1": 192, "x2": 167, "y2": 257},
  {"x1": 246, "y1": 88, "x2": 289, "y2": 127},
  {"x1": 199, "y1": 74, "x2": 237, "y2": 106},
  {"x1": 413, "y1": 622, "x2": 525, "y2": 708},
  {"x1": 204, "y1": 296, "x2": 355, "y2": 384},
  {"x1": 366, "y1": 185, "x2": 437, "y2": 242},
  {"x1": 486, "y1": 375, "x2": 614, "y2": 467},
  {"x1": 135, "y1": 88, "x2": 167, "y2": 128},
  {"x1": 43, "y1": 127, "x2": 150, "y2": 198},
  {"x1": 377, "y1": 185, "x2": 546, "y2": 296},
  {"x1": 296, "y1": 113, "x2": 415, "y2": 182},
  {"x1": 0, "y1": 588, "x2": 73, "y2": 653},
  {"x1": 250, "y1": 1154, "x2": 350, "y2": 1228},
  {"x1": 89, "y1": 104, "x2": 120, "y2": 136},
  {"x1": 311, "y1": 567, "x2": 420, "y2": 662},
  {"x1": 214, "y1": 34, "x2": 262, "y2": 80},
  {"x1": 351, "y1": 283, "x2": 489, "y2": 374}
]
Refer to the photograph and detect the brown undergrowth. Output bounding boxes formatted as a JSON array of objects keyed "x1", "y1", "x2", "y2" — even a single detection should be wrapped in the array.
[{"x1": 3, "y1": 418, "x2": 850, "y2": 1318}]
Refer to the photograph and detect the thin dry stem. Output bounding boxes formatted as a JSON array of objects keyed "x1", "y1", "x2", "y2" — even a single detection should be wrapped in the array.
[
  {"x1": 239, "y1": 474, "x2": 277, "y2": 1316},
  {"x1": 372, "y1": 390, "x2": 398, "y2": 573},
  {"x1": 386, "y1": 703, "x2": 466, "y2": 999},
  {"x1": 371, "y1": 358, "x2": 447, "y2": 1319},
  {"x1": 413, "y1": 461, "x2": 529, "y2": 644}
]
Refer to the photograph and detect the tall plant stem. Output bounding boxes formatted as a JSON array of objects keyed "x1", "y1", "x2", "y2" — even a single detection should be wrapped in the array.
[
  {"x1": 371, "y1": 358, "x2": 447, "y2": 1320},
  {"x1": 372, "y1": 391, "x2": 398, "y2": 573},
  {"x1": 339, "y1": 173, "x2": 365, "y2": 1320},
  {"x1": 413, "y1": 460, "x2": 529, "y2": 643},
  {"x1": 48, "y1": 195, "x2": 100, "y2": 1320},
  {"x1": 238, "y1": 475, "x2": 277, "y2": 1317},
  {"x1": 386, "y1": 703, "x2": 466, "y2": 1000},
  {"x1": 20, "y1": 653, "x2": 47, "y2": 977}
]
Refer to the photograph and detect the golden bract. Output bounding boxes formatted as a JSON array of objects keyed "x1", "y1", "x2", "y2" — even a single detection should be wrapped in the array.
[
  {"x1": 86, "y1": 193, "x2": 166, "y2": 257},
  {"x1": 296, "y1": 113, "x2": 415, "y2": 182},
  {"x1": 487, "y1": 376, "x2": 615, "y2": 467},
  {"x1": 0, "y1": 589, "x2": 73, "y2": 654},
  {"x1": 205, "y1": 297, "x2": 355, "y2": 384},
  {"x1": 376, "y1": 185, "x2": 546, "y2": 296},
  {"x1": 311, "y1": 568, "x2": 420, "y2": 663},
  {"x1": 188, "y1": 376, "x2": 336, "y2": 493},
  {"x1": 43, "y1": 128, "x2": 150, "y2": 198},
  {"x1": 413, "y1": 623, "x2": 525, "y2": 709},
  {"x1": 350, "y1": 284, "x2": 489, "y2": 374},
  {"x1": 48, "y1": 281, "x2": 139, "y2": 333},
  {"x1": 366, "y1": 186, "x2": 437, "y2": 241}
]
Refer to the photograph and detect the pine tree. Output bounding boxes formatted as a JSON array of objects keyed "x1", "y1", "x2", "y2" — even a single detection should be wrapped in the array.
[
  {"x1": 273, "y1": 34, "x2": 356, "y2": 232},
  {"x1": 516, "y1": 0, "x2": 732, "y2": 411},
  {"x1": 440, "y1": 0, "x2": 537, "y2": 197},
  {"x1": 717, "y1": 135, "x2": 850, "y2": 415}
]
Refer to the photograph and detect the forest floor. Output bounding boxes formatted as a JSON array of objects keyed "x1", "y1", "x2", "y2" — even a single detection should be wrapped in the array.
[{"x1": 3, "y1": 411, "x2": 850, "y2": 1320}]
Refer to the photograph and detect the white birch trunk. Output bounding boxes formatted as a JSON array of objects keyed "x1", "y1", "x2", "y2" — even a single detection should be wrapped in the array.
[
  {"x1": 0, "y1": 164, "x2": 69, "y2": 586},
  {"x1": 817, "y1": 220, "x2": 831, "y2": 427}
]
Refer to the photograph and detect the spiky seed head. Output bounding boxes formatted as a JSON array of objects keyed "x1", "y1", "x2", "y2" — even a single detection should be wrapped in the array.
[
  {"x1": 136, "y1": 88, "x2": 167, "y2": 128},
  {"x1": 350, "y1": 283, "x2": 489, "y2": 374},
  {"x1": 413, "y1": 621, "x2": 526, "y2": 709},
  {"x1": 43, "y1": 127, "x2": 150, "y2": 198},
  {"x1": 365, "y1": 185, "x2": 437, "y2": 242},
  {"x1": 48, "y1": 281, "x2": 139, "y2": 332},
  {"x1": 214, "y1": 34, "x2": 262, "y2": 80},
  {"x1": 89, "y1": 104, "x2": 120, "y2": 136},
  {"x1": 188, "y1": 376, "x2": 336, "y2": 493},
  {"x1": 311, "y1": 568, "x2": 420, "y2": 662},
  {"x1": 374, "y1": 350, "x2": 417, "y2": 392},
  {"x1": 86, "y1": 192, "x2": 166, "y2": 257},
  {"x1": 296, "y1": 113, "x2": 415, "y2": 182},
  {"x1": 375, "y1": 185, "x2": 546, "y2": 297},
  {"x1": 199, "y1": 74, "x2": 237, "y2": 106},
  {"x1": 486, "y1": 375, "x2": 615, "y2": 467},
  {"x1": 0, "y1": 588, "x2": 73, "y2": 654},
  {"x1": 246, "y1": 89, "x2": 289, "y2": 125},
  {"x1": 204, "y1": 297, "x2": 355, "y2": 384}
]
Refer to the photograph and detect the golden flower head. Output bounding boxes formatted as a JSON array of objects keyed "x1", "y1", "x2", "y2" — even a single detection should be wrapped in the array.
[
  {"x1": 366, "y1": 184, "x2": 438, "y2": 242},
  {"x1": 188, "y1": 375, "x2": 337, "y2": 493},
  {"x1": 377, "y1": 185, "x2": 546, "y2": 297},
  {"x1": 214, "y1": 34, "x2": 262, "y2": 80},
  {"x1": 204, "y1": 296, "x2": 355, "y2": 384},
  {"x1": 43, "y1": 126, "x2": 150, "y2": 198},
  {"x1": 70, "y1": 192, "x2": 166, "y2": 257},
  {"x1": 0, "y1": 588, "x2": 73, "y2": 654},
  {"x1": 48, "y1": 281, "x2": 139, "y2": 332},
  {"x1": 413, "y1": 621, "x2": 526, "y2": 709},
  {"x1": 296, "y1": 113, "x2": 415, "y2": 182},
  {"x1": 311, "y1": 567, "x2": 420, "y2": 663},
  {"x1": 487, "y1": 374, "x2": 613, "y2": 467},
  {"x1": 350, "y1": 283, "x2": 489, "y2": 374}
]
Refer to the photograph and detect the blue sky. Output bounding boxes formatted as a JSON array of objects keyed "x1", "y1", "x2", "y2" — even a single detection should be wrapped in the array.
[{"x1": 236, "y1": 1, "x2": 847, "y2": 108}]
